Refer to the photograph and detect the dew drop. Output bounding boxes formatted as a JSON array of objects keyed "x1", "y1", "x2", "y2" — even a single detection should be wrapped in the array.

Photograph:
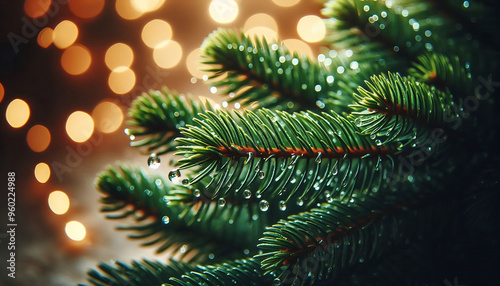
[
  {"x1": 258, "y1": 171, "x2": 265, "y2": 179},
  {"x1": 245, "y1": 152, "x2": 253, "y2": 164},
  {"x1": 218, "y1": 197, "x2": 226, "y2": 207},
  {"x1": 148, "y1": 153, "x2": 161, "y2": 169},
  {"x1": 273, "y1": 278, "x2": 281, "y2": 285},
  {"x1": 332, "y1": 163, "x2": 339, "y2": 175},
  {"x1": 181, "y1": 178, "x2": 190, "y2": 186},
  {"x1": 124, "y1": 128, "x2": 130, "y2": 135},
  {"x1": 162, "y1": 216, "x2": 170, "y2": 224},
  {"x1": 129, "y1": 134, "x2": 135, "y2": 140},
  {"x1": 193, "y1": 189, "x2": 201, "y2": 197},
  {"x1": 375, "y1": 139, "x2": 382, "y2": 146},
  {"x1": 279, "y1": 200, "x2": 287, "y2": 211},
  {"x1": 243, "y1": 189, "x2": 252, "y2": 199},
  {"x1": 315, "y1": 152, "x2": 322, "y2": 164},
  {"x1": 259, "y1": 200, "x2": 269, "y2": 212},
  {"x1": 168, "y1": 169, "x2": 181, "y2": 183},
  {"x1": 144, "y1": 189, "x2": 152, "y2": 196},
  {"x1": 355, "y1": 118, "x2": 362, "y2": 127},
  {"x1": 297, "y1": 198, "x2": 304, "y2": 206}
]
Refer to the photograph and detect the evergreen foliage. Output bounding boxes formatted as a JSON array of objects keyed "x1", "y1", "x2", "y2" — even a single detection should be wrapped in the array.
[{"x1": 83, "y1": 0, "x2": 500, "y2": 285}]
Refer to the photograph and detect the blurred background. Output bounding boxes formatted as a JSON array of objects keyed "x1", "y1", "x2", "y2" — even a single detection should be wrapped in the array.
[{"x1": 0, "y1": 0, "x2": 327, "y2": 285}]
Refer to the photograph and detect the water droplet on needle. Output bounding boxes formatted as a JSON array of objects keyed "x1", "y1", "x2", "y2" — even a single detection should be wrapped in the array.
[{"x1": 148, "y1": 153, "x2": 161, "y2": 169}]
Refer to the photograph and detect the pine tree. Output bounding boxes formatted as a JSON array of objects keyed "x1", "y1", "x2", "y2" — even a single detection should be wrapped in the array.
[{"x1": 82, "y1": 1, "x2": 500, "y2": 285}]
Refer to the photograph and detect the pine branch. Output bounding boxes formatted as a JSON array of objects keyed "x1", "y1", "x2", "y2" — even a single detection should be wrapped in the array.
[
  {"x1": 322, "y1": 0, "x2": 440, "y2": 66},
  {"x1": 176, "y1": 109, "x2": 399, "y2": 207},
  {"x1": 126, "y1": 88, "x2": 208, "y2": 155},
  {"x1": 350, "y1": 72, "x2": 455, "y2": 146},
  {"x1": 83, "y1": 258, "x2": 268, "y2": 286},
  {"x1": 408, "y1": 52, "x2": 474, "y2": 98},
  {"x1": 82, "y1": 259, "x2": 197, "y2": 286},
  {"x1": 256, "y1": 193, "x2": 457, "y2": 286},
  {"x1": 97, "y1": 165, "x2": 269, "y2": 262},
  {"x1": 166, "y1": 259, "x2": 267, "y2": 286},
  {"x1": 201, "y1": 28, "x2": 350, "y2": 112}
]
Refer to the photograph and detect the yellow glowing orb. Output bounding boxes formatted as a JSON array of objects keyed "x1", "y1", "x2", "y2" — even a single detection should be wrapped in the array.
[
  {"x1": 6, "y1": 99, "x2": 30, "y2": 128},
  {"x1": 153, "y1": 40, "x2": 182, "y2": 68},
  {"x1": 66, "y1": 111, "x2": 94, "y2": 142},
  {"x1": 48, "y1": 191, "x2": 70, "y2": 215},
  {"x1": 34, "y1": 163, "x2": 51, "y2": 183},
  {"x1": 65, "y1": 221, "x2": 86, "y2": 241},
  {"x1": 105, "y1": 43, "x2": 134, "y2": 70},
  {"x1": 53, "y1": 20, "x2": 79, "y2": 49},
  {"x1": 92, "y1": 101, "x2": 124, "y2": 133},
  {"x1": 209, "y1": 0, "x2": 238, "y2": 24},
  {"x1": 297, "y1": 15, "x2": 326, "y2": 43}
]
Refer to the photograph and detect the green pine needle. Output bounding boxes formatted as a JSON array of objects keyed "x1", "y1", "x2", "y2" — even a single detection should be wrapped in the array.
[{"x1": 127, "y1": 88, "x2": 209, "y2": 155}]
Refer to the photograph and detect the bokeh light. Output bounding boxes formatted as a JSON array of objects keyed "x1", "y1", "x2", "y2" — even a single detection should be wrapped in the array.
[
  {"x1": 37, "y1": 27, "x2": 54, "y2": 48},
  {"x1": 6, "y1": 99, "x2": 30, "y2": 128},
  {"x1": 283, "y1": 38, "x2": 314, "y2": 58},
  {"x1": 108, "y1": 67, "x2": 136, "y2": 94},
  {"x1": 53, "y1": 20, "x2": 79, "y2": 49},
  {"x1": 24, "y1": 0, "x2": 51, "y2": 18},
  {"x1": 66, "y1": 111, "x2": 94, "y2": 143},
  {"x1": 0, "y1": 82, "x2": 4, "y2": 103},
  {"x1": 48, "y1": 191, "x2": 70, "y2": 215},
  {"x1": 209, "y1": 0, "x2": 239, "y2": 24},
  {"x1": 272, "y1": 0, "x2": 300, "y2": 7},
  {"x1": 105, "y1": 43, "x2": 134, "y2": 70},
  {"x1": 65, "y1": 221, "x2": 86, "y2": 241},
  {"x1": 116, "y1": 0, "x2": 144, "y2": 20},
  {"x1": 141, "y1": 19, "x2": 173, "y2": 48},
  {"x1": 27, "y1": 125, "x2": 51, "y2": 152},
  {"x1": 69, "y1": 0, "x2": 105, "y2": 19},
  {"x1": 186, "y1": 48, "x2": 210, "y2": 79},
  {"x1": 61, "y1": 44, "x2": 92, "y2": 75},
  {"x1": 244, "y1": 13, "x2": 278, "y2": 41},
  {"x1": 153, "y1": 40, "x2": 183, "y2": 68},
  {"x1": 297, "y1": 15, "x2": 326, "y2": 43},
  {"x1": 131, "y1": 0, "x2": 165, "y2": 13},
  {"x1": 34, "y1": 162, "x2": 51, "y2": 183},
  {"x1": 92, "y1": 101, "x2": 124, "y2": 133}
]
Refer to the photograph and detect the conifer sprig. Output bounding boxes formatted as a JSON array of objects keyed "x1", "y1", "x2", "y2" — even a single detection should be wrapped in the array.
[
  {"x1": 201, "y1": 29, "x2": 349, "y2": 112},
  {"x1": 176, "y1": 108, "x2": 398, "y2": 207},
  {"x1": 97, "y1": 166, "x2": 268, "y2": 262},
  {"x1": 350, "y1": 72, "x2": 455, "y2": 146},
  {"x1": 127, "y1": 88, "x2": 208, "y2": 155}
]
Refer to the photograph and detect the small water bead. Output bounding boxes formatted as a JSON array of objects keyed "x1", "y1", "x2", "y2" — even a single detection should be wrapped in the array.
[
  {"x1": 243, "y1": 189, "x2": 252, "y2": 199},
  {"x1": 193, "y1": 189, "x2": 201, "y2": 197},
  {"x1": 363, "y1": 5, "x2": 370, "y2": 12},
  {"x1": 218, "y1": 198, "x2": 226, "y2": 207},
  {"x1": 129, "y1": 134, "x2": 135, "y2": 140},
  {"x1": 245, "y1": 152, "x2": 253, "y2": 164},
  {"x1": 355, "y1": 118, "x2": 362, "y2": 127},
  {"x1": 278, "y1": 200, "x2": 287, "y2": 211},
  {"x1": 297, "y1": 198, "x2": 304, "y2": 206},
  {"x1": 168, "y1": 169, "x2": 181, "y2": 183},
  {"x1": 148, "y1": 153, "x2": 161, "y2": 169},
  {"x1": 162, "y1": 216, "x2": 170, "y2": 224},
  {"x1": 144, "y1": 189, "x2": 152, "y2": 196},
  {"x1": 315, "y1": 152, "x2": 322, "y2": 164},
  {"x1": 273, "y1": 278, "x2": 281, "y2": 285},
  {"x1": 258, "y1": 171, "x2": 265, "y2": 179},
  {"x1": 181, "y1": 178, "x2": 190, "y2": 186},
  {"x1": 375, "y1": 139, "x2": 382, "y2": 146},
  {"x1": 259, "y1": 200, "x2": 269, "y2": 212}
]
